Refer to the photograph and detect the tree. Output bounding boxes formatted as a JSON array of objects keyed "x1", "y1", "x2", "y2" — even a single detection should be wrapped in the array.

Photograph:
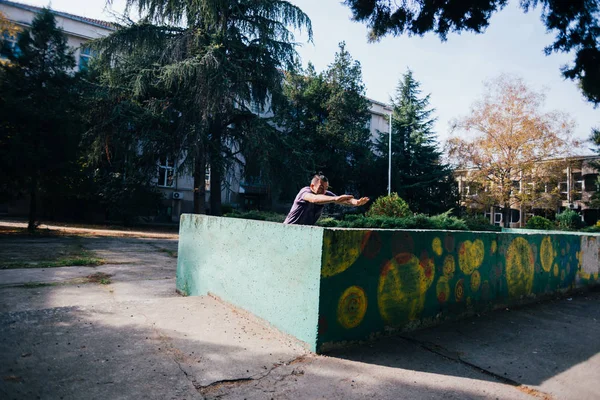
[
  {"x1": 586, "y1": 127, "x2": 600, "y2": 209},
  {"x1": 0, "y1": 9, "x2": 81, "y2": 231},
  {"x1": 374, "y1": 70, "x2": 457, "y2": 214},
  {"x1": 447, "y1": 74, "x2": 578, "y2": 227},
  {"x1": 0, "y1": 11, "x2": 19, "y2": 40},
  {"x1": 98, "y1": 0, "x2": 312, "y2": 215},
  {"x1": 343, "y1": 0, "x2": 600, "y2": 106},
  {"x1": 274, "y1": 43, "x2": 373, "y2": 199}
]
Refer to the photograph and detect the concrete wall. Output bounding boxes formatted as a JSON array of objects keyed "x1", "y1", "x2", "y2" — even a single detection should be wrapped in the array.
[
  {"x1": 176, "y1": 217, "x2": 600, "y2": 352},
  {"x1": 317, "y1": 229, "x2": 600, "y2": 351},
  {"x1": 176, "y1": 214, "x2": 324, "y2": 351}
]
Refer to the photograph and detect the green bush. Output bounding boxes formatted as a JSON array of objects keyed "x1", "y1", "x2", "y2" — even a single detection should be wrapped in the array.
[
  {"x1": 526, "y1": 216, "x2": 554, "y2": 230},
  {"x1": 316, "y1": 212, "x2": 469, "y2": 230},
  {"x1": 556, "y1": 210, "x2": 583, "y2": 231},
  {"x1": 224, "y1": 210, "x2": 286, "y2": 223},
  {"x1": 581, "y1": 225, "x2": 600, "y2": 233},
  {"x1": 461, "y1": 215, "x2": 502, "y2": 232},
  {"x1": 366, "y1": 193, "x2": 411, "y2": 218}
]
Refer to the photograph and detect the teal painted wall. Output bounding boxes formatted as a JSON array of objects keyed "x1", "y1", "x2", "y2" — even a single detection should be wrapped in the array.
[
  {"x1": 176, "y1": 217, "x2": 600, "y2": 353},
  {"x1": 317, "y1": 229, "x2": 600, "y2": 351},
  {"x1": 176, "y1": 214, "x2": 324, "y2": 351}
]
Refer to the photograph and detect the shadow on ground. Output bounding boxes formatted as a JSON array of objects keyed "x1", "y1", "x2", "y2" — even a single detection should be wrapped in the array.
[{"x1": 1, "y1": 231, "x2": 599, "y2": 399}]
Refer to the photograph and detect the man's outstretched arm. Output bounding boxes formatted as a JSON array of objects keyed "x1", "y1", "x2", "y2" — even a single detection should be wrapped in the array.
[
  {"x1": 303, "y1": 193, "x2": 355, "y2": 205},
  {"x1": 336, "y1": 197, "x2": 370, "y2": 207}
]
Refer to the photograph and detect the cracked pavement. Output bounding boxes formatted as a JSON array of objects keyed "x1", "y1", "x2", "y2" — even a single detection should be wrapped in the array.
[{"x1": 1, "y1": 222, "x2": 599, "y2": 399}]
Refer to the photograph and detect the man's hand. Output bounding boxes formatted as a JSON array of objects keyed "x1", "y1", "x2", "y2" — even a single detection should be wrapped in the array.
[
  {"x1": 334, "y1": 195, "x2": 354, "y2": 204},
  {"x1": 351, "y1": 197, "x2": 370, "y2": 206}
]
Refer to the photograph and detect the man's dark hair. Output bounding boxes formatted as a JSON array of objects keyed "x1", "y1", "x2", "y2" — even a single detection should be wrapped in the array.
[{"x1": 311, "y1": 172, "x2": 328, "y2": 184}]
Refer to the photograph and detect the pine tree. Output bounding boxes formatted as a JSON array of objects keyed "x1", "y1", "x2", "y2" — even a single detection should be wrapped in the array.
[
  {"x1": 375, "y1": 70, "x2": 457, "y2": 214},
  {"x1": 274, "y1": 43, "x2": 373, "y2": 198},
  {"x1": 95, "y1": 0, "x2": 312, "y2": 215},
  {"x1": 0, "y1": 9, "x2": 81, "y2": 231}
]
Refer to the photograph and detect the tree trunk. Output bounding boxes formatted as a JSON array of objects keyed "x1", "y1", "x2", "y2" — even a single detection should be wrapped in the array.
[
  {"x1": 209, "y1": 125, "x2": 222, "y2": 216},
  {"x1": 193, "y1": 152, "x2": 206, "y2": 214},
  {"x1": 28, "y1": 177, "x2": 37, "y2": 232},
  {"x1": 503, "y1": 203, "x2": 511, "y2": 228}
]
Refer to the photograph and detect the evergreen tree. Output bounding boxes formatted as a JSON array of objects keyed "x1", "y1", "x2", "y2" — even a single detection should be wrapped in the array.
[
  {"x1": 375, "y1": 70, "x2": 457, "y2": 214},
  {"x1": 324, "y1": 42, "x2": 373, "y2": 195},
  {"x1": 344, "y1": 0, "x2": 600, "y2": 106},
  {"x1": 274, "y1": 43, "x2": 373, "y2": 198},
  {"x1": 96, "y1": 0, "x2": 312, "y2": 215},
  {"x1": 0, "y1": 9, "x2": 81, "y2": 231}
]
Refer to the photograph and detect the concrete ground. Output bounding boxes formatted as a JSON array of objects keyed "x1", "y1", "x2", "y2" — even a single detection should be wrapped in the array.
[{"x1": 1, "y1": 221, "x2": 599, "y2": 399}]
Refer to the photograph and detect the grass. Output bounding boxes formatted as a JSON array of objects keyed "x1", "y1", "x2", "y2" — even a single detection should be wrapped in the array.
[
  {"x1": 0, "y1": 233, "x2": 105, "y2": 269},
  {"x1": 15, "y1": 272, "x2": 113, "y2": 289},
  {"x1": 158, "y1": 248, "x2": 178, "y2": 258}
]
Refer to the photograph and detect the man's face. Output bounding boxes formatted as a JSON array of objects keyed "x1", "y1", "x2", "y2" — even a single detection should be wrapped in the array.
[{"x1": 310, "y1": 179, "x2": 328, "y2": 195}]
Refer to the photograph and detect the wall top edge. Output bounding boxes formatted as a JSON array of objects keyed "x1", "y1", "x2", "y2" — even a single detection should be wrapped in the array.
[
  {"x1": 178, "y1": 215, "x2": 600, "y2": 237},
  {"x1": 502, "y1": 228, "x2": 600, "y2": 237}
]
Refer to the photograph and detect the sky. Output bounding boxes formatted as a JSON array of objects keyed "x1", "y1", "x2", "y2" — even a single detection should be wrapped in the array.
[{"x1": 15, "y1": 0, "x2": 600, "y2": 152}]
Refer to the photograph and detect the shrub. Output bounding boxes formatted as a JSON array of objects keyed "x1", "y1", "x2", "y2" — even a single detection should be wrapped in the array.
[
  {"x1": 555, "y1": 210, "x2": 583, "y2": 231},
  {"x1": 224, "y1": 211, "x2": 286, "y2": 223},
  {"x1": 461, "y1": 215, "x2": 502, "y2": 232},
  {"x1": 316, "y1": 212, "x2": 469, "y2": 230},
  {"x1": 366, "y1": 193, "x2": 411, "y2": 218},
  {"x1": 526, "y1": 216, "x2": 554, "y2": 230}
]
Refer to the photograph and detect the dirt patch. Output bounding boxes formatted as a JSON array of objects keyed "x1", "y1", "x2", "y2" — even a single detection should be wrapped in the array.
[{"x1": 85, "y1": 272, "x2": 113, "y2": 285}]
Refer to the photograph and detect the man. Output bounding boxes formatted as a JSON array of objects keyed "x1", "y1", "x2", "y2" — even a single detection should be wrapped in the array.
[{"x1": 284, "y1": 173, "x2": 370, "y2": 225}]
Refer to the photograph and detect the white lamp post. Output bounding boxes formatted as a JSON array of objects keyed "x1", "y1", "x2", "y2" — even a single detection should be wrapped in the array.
[{"x1": 387, "y1": 111, "x2": 392, "y2": 196}]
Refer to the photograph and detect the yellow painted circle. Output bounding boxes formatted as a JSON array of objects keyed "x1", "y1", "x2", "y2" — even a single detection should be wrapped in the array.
[
  {"x1": 436, "y1": 276, "x2": 450, "y2": 303},
  {"x1": 505, "y1": 237, "x2": 535, "y2": 298},
  {"x1": 471, "y1": 270, "x2": 481, "y2": 292},
  {"x1": 458, "y1": 239, "x2": 485, "y2": 275},
  {"x1": 337, "y1": 286, "x2": 367, "y2": 329},
  {"x1": 378, "y1": 254, "x2": 434, "y2": 326},
  {"x1": 540, "y1": 237, "x2": 553, "y2": 273},
  {"x1": 443, "y1": 255, "x2": 456, "y2": 279},
  {"x1": 432, "y1": 237, "x2": 443, "y2": 256},
  {"x1": 553, "y1": 263, "x2": 559, "y2": 277},
  {"x1": 491, "y1": 240, "x2": 498, "y2": 254},
  {"x1": 322, "y1": 231, "x2": 366, "y2": 277},
  {"x1": 455, "y1": 279, "x2": 465, "y2": 302}
]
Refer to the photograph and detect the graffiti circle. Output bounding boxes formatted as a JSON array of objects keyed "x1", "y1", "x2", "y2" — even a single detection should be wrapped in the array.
[
  {"x1": 505, "y1": 237, "x2": 535, "y2": 298},
  {"x1": 540, "y1": 236, "x2": 554, "y2": 273},
  {"x1": 436, "y1": 276, "x2": 450, "y2": 303},
  {"x1": 553, "y1": 263, "x2": 559, "y2": 277},
  {"x1": 378, "y1": 253, "x2": 435, "y2": 326},
  {"x1": 443, "y1": 255, "x2": 456, "y2": 279},
  {"x1": 432, "y1": 238, "x2": 443, "y2": 256},
  {"x1": 471, "y1": 270, "x2": 481, "y2": 292},
  {"x1": 362, "y1": 231, "x2": 382, "y2": 259},
  {"x1": 337, "y1": 286, "x2": 367, "y2": 329},
  {"x1": 322, "y1": 231, "x2": 367, "y2": 277},
  {"x1": 455, "y1": 279, "x2": 465, "y2": 302},
  {"x1": 491, "y1": 240, "x2": 498, "y2": 254},
  {"x1": 458, "y1": 239, "x2": 485, "y2": 275}
]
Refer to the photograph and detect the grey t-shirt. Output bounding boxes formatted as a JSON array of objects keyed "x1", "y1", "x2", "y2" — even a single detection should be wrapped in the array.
[{"x1": 283, "y1": 186, "x2": 336, "y2": 225}]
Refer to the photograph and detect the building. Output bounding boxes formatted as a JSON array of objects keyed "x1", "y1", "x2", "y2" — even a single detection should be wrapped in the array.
[
  {"x1": 0, "y1": 0, "x2": 115, "y2": 70},
  {"x1": 1, "y1": 1, "x2": 395, "y2": 222},
  {"x1": 455, "y1": 155, "x2": 600, "y2": 227}
]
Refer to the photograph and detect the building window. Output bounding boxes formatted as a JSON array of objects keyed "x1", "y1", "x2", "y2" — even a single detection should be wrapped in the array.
[
  {"x1": 205, "y1": 167, "x2": 210, "y2": 191},
  {"x1": 158, "y1": 157, "x2": 175, "y2": 187},
  {"x1": 1, "y1": 32, "x2": 20, "y2": 59},
  {"x1": 78, "y1": 46, "x2": 94, "y2": 71},
  {"x1": 584, "y1": 174, "x2": 598, "y2": 192}
]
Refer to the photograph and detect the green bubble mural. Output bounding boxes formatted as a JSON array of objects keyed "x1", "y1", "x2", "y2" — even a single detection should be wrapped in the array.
[{"x1": 317, "y1": 229, "x2": 592, "y2": 350}]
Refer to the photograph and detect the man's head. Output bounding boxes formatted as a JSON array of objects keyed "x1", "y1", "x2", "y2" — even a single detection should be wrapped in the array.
[{"x1": 310, "y1": 173, "x2": 328, "y2": 195}]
